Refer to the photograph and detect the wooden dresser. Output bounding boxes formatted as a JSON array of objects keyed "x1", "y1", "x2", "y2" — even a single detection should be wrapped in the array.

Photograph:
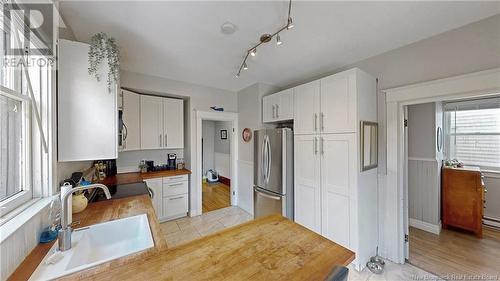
[{"x1": 442, "y1": 166, "x2": 485, "y2": 237}]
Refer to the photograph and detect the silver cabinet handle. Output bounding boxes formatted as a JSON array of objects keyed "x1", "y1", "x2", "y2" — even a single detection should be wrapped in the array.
[
  {"x1": 314, "y1": 137, "x2": 318, "y2": 155},
  {"x1": 164, "y1": 134, "x2": 167, "y2": 147},
  {"x1": 320, "y1": 137, "x2": 324, "y2": 155},
  {"x1": 320, "y1": 112, "x2": 325, "y2": 131},
  {"x1": 276, "y1": 104, "x2": 279, "y2": 118},
  {"x1": 169, "y1": 196, "x2": 184, "y2": 200},
  {"x1": 159, "y1": 134, "x2": 162, "y2": 147},
  {"x1": 272, "y1": 104, "x2": 276, "y2": 119},
  {"x1": 314, "y1": 114, "x2": 318, "y2": 132},
  {"x1": 168, "y1": 183, "x2": 184, "y2": 187}
]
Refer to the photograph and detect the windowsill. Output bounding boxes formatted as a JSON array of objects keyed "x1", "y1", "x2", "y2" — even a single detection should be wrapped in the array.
[
  {"x1": 483, "y1": 170, "x2": 500, "y2": 178},
  {"x1": 0, "y1": 197, "x2": 52, "y2": 244}
]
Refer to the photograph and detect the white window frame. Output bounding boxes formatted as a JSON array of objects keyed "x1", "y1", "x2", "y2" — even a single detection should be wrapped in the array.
[{"x1": 0, "y1": 85, "x2": 32, "y2": 216}]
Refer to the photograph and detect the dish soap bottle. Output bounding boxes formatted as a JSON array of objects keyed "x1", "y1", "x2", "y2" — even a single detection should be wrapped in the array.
[{"x1": 39, "y1": 195, "x2": 61, "y2": 243}]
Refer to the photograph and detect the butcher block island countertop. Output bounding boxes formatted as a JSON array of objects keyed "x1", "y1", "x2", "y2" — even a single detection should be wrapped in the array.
[{"x1": 10, "y1": 195, "x2": 355, "y2": 281}]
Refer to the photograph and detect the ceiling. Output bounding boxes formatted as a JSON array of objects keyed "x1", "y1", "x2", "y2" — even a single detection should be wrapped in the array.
[{"x1": 59, "y1": 1, "x2": 500, "y2": 92}]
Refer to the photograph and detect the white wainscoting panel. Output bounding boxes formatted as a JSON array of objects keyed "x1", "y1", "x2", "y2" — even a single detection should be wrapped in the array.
[
  {"x1": 408, "y1": 158, "x2": 441, "y2": 232},
  {"x1": 215, "y1": 152, "x2": 231, "y2": 178}
]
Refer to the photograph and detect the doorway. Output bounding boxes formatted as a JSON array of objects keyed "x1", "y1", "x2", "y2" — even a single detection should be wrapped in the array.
[
  {"x1": 402, "y1": 99, "x2": 500, "y2": 278},
  {"x1": 194, "y1": 111, "x2": 238, "y2": 217},
  {"x1": 202, "y1": 120, "x2": 232, "y2": 213}
]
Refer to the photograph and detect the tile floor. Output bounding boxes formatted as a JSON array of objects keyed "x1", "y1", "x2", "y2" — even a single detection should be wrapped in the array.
[
  {"x1": 160, "y1": 206, "x2": 441, "y2": 281},
  {"x1": 160, "y1": 206, "x2": 252, "y2": 247}
]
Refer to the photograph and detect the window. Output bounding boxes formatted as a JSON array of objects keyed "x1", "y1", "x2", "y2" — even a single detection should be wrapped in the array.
[{"x1": 445, "y1": 98, "x2": 500, "y2": 171}]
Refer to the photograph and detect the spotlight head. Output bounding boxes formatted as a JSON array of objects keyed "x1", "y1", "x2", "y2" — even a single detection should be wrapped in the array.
[
  {"x1": 287, "y1": 17, "x2": 294, "y2": 29},
  {"x1": 250, "y1": 48, "x2": 257, "y2": 57},
  {"x1": 276, "y1": 34, "x2": 283, "y2": 46},
  {"x1": 243, "y1": 62, "x2": 248, "y2": 70}
]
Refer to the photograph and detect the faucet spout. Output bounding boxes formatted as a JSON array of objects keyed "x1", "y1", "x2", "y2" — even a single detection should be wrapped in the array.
[{"x1": 58, "y1": 183, "x2": 111, "y2": 251}]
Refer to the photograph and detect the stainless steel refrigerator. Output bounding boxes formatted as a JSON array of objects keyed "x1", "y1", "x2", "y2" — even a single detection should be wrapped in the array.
[{"x1": 253, "y1": 128, "x2": 293, "y2": 219}]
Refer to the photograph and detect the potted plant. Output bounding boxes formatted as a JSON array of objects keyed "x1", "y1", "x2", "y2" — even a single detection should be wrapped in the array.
[{"x1": 88, "y1": 32, "x2": 120, "y2": 92}]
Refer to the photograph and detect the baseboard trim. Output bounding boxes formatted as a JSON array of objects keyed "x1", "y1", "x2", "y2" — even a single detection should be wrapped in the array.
[
  {"x1": 409, "y1": 218, "x2": 441, "y2": 235},
  {"x1": 219, "y1": 175, "x2": 231, "y2": 187},
  {"x1": 484, "y1": 217, "x2": 500, "y2": 228}
]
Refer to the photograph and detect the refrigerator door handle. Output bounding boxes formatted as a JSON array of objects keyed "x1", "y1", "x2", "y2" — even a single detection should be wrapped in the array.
[
  {"x1": 266, "y1": 135, "x2": 271, "y2": 183},
  {"x1": 255, "y1": 187, "x2": 281, "y2": 200},
  {"x1": 261, "y1": 135, "x2": 267, "y2": 182}
]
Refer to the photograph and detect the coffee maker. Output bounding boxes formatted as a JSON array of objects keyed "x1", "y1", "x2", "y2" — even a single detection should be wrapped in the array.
[{"x1": 167, "y1": 153, "x2": 177, "y2": 170}]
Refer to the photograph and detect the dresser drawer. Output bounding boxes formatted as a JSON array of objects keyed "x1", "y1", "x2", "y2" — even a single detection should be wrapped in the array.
[
  {"x1": 162, "y1": 181, "x2": 188, "y2": 197},
  {"x1": 163, "y1": 194, "x2": 188, "y2": 218},
  {"x1": 163, "y1": 175, "x2": 188, "y2": 184}
]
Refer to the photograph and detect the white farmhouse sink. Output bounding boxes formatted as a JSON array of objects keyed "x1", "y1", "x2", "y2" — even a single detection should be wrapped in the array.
[{"x1": 29, "y1": 214, "x2": 154, "y2": 281}]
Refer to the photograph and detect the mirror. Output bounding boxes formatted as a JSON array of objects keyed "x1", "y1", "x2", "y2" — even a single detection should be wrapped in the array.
[{"x1": 361, "y1": 121, "x2": 378, "y2": 171}]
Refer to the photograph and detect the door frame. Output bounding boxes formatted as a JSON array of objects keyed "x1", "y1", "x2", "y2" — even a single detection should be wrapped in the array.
[
  {"x1": 382, "y1": 68, "x2": 500, "y2": 264},
  {"x1": 193, "y1": 110, "x2": 239, "y2": 216}
]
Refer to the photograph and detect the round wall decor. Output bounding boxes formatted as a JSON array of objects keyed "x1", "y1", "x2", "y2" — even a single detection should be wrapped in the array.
[{"x1": 242, "y1": 128, "x2": 252, "y2": 143}]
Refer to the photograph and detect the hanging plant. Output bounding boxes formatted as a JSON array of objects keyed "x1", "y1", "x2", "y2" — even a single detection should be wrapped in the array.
[{"x1": 88, "y1": 32, "x2": 120, "y2": 92}]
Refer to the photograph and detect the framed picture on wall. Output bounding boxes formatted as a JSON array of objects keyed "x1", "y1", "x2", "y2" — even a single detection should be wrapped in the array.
[{"x1": 221, "y1": 129, "x2": 227, "y2": 139}]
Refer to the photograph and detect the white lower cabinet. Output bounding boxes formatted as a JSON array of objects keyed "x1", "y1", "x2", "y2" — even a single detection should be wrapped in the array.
[
  {"x1": 322, "y1": 192, "x2": 350, "y2": 248},
  {"x1": 144, "y1": 175, "x2": 189, "y2": 222}
]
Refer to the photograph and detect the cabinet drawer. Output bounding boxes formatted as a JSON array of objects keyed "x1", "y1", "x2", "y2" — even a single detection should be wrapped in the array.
[
  {"x1": 163, "y1": 175, "x2": 188, "y2": 184},
  {"x1": 162, "y1": 181, "x2": 188, "y2": 197},
  {"x1": 163, "y1": 194, "x2": 188, "y2": 218}
]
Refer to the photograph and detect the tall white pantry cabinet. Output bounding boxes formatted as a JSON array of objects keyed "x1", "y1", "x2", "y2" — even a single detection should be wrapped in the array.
[{"x1": 293, "y1": 68, "x2": 378, "y2": 270}]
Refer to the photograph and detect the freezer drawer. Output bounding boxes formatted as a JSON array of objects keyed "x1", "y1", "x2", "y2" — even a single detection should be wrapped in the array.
[{"x1": 254, "y1": 187, "x2": 287, "y2": 219}]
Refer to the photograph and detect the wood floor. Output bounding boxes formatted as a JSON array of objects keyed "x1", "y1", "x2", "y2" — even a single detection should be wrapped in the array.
[
  {"x1": 202, "y1": 182, "x2": 230, "y2": 213},
  {"x1": 409, "y1": 226, "x2": 500, "y2": 278}
]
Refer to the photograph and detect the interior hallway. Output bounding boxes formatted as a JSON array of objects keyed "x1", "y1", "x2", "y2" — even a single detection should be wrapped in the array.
[
  {"x1": 409, "y1": 226, "x2": 500, "y2": 278},
  {"x1": 202, "y1": 182, "x2": 230, "y2": 213}
]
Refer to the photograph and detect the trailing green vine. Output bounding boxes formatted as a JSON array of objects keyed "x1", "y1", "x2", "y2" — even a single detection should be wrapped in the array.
[{"x1": 88, "y1": 32, "x2": 120, "y2": 92}]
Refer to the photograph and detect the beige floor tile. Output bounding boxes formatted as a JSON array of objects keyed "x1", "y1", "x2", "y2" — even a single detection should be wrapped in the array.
[
  {"x1": 160, "y1": 220, "x2": 181, "y2": 235},
  {"x1": 195, "y1": 221, "x2": 225, "y2": 236},
  {"x1": 218, "y1": 213, "x2": 252, "y2": 228},
  {"x1": 165, "y1": 228, "x2": 201, "y2": 247}
]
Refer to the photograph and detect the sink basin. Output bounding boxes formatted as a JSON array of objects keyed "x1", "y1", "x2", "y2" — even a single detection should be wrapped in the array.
[{"x1": 29, "y1": 214, "x2": 154, "y2": 280}]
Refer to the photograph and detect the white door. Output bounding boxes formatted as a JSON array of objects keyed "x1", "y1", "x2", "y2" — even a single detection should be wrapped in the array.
[
  {"x1": 294, "y1": 81, "x2": 320, "y2": 135},
  {"x1": 275, "y1": 89, "x2": 294, "y2": 122},
  {"x1": 320, "y1": 134, "x2": 355, "y2": 248},
  {"x1": 122, "y1": 90, "x2": 141, "y2": 151},
  {"x1": 262, "y1": 94, "x2": 277, "y2": 123},
  {"x1": 320, "y1": 72, "x2": 356, "y2": 134},
  {"x1": 140, "y1": 95, "x2": 163, "y2": 149},
  {"x1": 163, "y1": 98, "x2": 184, "y2": 149},
  {"x1": 144, "y1": 178, "x2": 162, "y2": 218},
  {"x1": 294, "y1": 135, "x2": 321, "y2": 233}
]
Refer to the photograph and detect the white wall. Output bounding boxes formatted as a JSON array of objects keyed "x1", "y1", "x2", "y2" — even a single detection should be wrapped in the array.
[
  {"x1": 120, "y1": 70, "x2": 237, "y2": 216},
  {"x1": 202, "y1": 120, "x2": 215, "y2": 176},
  {"x1": 408, "y1": 103, "x2": 436, "y2": 159},
  {"x1": 484, "y1": 174, "x2": 500, "y2": 226},
  {"x1": 214, "y1": 121, "x2": 231, "y2": 179},
  {"x1": 117, "y1": 149, "x2": 184, "y2": 173},
  {"x1": 237, "y1": 83, "x2": 279, "y2": 215}
]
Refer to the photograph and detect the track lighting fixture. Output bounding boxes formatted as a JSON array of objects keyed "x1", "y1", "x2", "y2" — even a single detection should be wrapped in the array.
[
  {"x1": 236, "y1": 0, "x2": 294, "y2": 77},
  {"x1": 250, "y1": 48, "x2": 257, "y2": 57}
]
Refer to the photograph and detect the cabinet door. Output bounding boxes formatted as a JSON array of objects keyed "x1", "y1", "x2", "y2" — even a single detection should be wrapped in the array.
[
  {"x1": 320, "y1": 134, "x2": 355, "y2": 248},
  {"x1": 275, "y1": 89, "x2": 294, "y2": 122},
  {"x1": 294, "y1": 81, "x2": 320, "y2": 135},
  {"x1": 320, "y1": 72, "x2": 356, "y2": 133},
  {"x1": 262, "y1": 94, "x2": 277, "y2": 123},
  {"x1": 122, "y1": 90, "x2": 141, "y2": 151},
  {"x1": 163, "y1": 98, "x2": 184, "y2": 149},
  {"x1": 163, "y1": 194, "x2": 188, "y2": 218},
  {"x1": 140, "y1": 95, "x2": 163, "y2": 149},
  {"x1": 294, "y1": 135, "x2": 321, "y2": 233},
  {"x1": 322, "y1": 192, "x2": 350, "y2": 248},
  {"x1": 144, "y1": 178, "x2": 163, "y2": 218},
  {"x1": 58, "y1": 39, "x2": 118, "y2": 161}
]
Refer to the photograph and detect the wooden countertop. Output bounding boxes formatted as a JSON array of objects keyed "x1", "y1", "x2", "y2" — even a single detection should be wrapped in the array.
[
  {"x1": 66, "y1": 215, "x2": 354, "y2": 281},
  {"x1": 98, "y1": 168, "x2": 191, "y2": 186},
  {"x1": 10, "y1": 196, "x2": 354, "y2": 280},
  {"x1": 8, "y1": 195, "x2": 167, "y2": 281}
]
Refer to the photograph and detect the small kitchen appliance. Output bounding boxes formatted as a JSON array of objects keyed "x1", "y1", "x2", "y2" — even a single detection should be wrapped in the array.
[{"x1": 167, "y1": 153, "x2": 177, "y2": 170}]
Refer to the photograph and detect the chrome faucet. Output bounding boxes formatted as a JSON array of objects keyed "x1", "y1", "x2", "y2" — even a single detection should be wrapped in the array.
[{"x1": 58, "y1": 183, "x2": 111, "y2": 251}]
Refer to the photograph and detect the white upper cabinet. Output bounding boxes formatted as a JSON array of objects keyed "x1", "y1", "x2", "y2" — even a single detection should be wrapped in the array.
[
  {"x1": 122, "y1": 90, "x2": 141, "y2": 151},
  {"x1": 293, "y1": 81, "x2": 320, "y2": 135},
  {"x1": 262, "y1": 89, "x2": 294, "y2": 123},
  {"x1": 320, "y1": 71, "x2": 357, "y2": 134},
  {"x1": 140, "y1": 95, "x2": 163, "y2": 149},
  {"x1": 58, "y1": 39, "x2": 118, "y2": 161},
  {"x1": 163, "y1": 98, "x2": 184, "y2": 149}
]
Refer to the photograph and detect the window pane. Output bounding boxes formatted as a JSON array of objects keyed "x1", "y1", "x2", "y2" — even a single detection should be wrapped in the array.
[
  {"x1": 0, "y1": 94, "x2": 23, "y2": 201},
  {"x1": 451, "y1": 108, "x2": 500, "y2": 134},
  {"x1": 455, "y1": 135, "x2": 500, "y2": 168}
]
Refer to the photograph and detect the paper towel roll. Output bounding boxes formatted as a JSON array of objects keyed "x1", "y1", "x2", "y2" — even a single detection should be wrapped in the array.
[{"x1": 61, "y1": 184, "x2": 72, "y2": 225}]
